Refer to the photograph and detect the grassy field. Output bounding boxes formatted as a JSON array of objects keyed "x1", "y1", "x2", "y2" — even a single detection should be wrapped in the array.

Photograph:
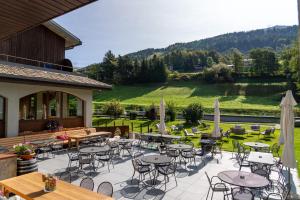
[
  {"x1": 94, "y1": 81, "x2": 294, "y2": 115},
  {"x1": 93, "y1": 117, "x2": 300, "y2": 176}
]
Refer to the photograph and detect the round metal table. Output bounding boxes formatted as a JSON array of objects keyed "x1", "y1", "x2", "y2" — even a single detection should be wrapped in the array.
[
  {"x1": 243, "y1": 142, "x2": 269, "y2": 149},
  {"x1": 79, "y1": 145, "x2": 110, "y2": 154},
  {"x1": 168, "y1": 144, "x2": 192, "y2": 150},
  {"x1": 218, "y1": 170, "x2": 269, "y2": 188},
  {"x1": 141, "y1": 155, "x2": 171, "y2": 165},
  {"x1": 117, "y1": 139, "x2": 135, "y2": 145}
]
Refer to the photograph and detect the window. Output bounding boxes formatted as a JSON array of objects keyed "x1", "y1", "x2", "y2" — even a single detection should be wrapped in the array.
[
  {"x1": 67, "y1": 94, "x2": 83, "y2": 117},
  {"x1": 19, "y1": 95, "x2": 36, "y2": 120},
  {"x1": 0, "y1": 97, "x2": 4, "y2": 120}
]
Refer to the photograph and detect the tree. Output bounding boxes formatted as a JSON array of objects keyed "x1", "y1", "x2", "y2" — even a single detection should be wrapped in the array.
[
  {"x1": 102, "y1": 50, "x2": 118, "y2": 83},
  {"x1": 249, "y1": 48, "x2": 279, "y2": 75},
  {"x1": 206, "y1": 57, "x2": 214, "y2": 68},
  {"x1": 231, "y1": 49, "x2": 243, "y2": 73}
]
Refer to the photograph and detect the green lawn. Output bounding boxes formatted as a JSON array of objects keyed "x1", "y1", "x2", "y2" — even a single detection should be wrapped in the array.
[
  {"x1": 93, "y1": 81, "x2": 296, "y2": 115},
  {"x1": 93, "y1": 117, "x2": 300, "y2": 176}
]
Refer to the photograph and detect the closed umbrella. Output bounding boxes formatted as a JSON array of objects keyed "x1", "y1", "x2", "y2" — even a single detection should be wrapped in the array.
[
  {"x1": 159, "y1": 98, "x2": 166, "y2": 135},
  {"x1": 279, "y1": 96, "x2": 285, "y2": 145},
  {"x1": 281, "y1": 90, "x2": 297, "y2": 192},
  {"x1": 212, "y1": 99, "x2": 221, "y2": 138}
]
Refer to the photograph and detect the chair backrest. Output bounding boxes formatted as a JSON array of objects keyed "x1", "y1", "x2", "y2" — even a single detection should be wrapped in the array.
[
  {"x1": 204, "y1": 172, "x2": 212, "y2": 189},
  {"x1": 78, "y1": 153, "x2": 91, "y2": 162},
  {"x1": 133, "y1": 151, "x2": 144, "y2": 159},
  {"x1": 191, "y1": 127, "x2": 197, "y2": 133},
  {"x1": 97, "y1": 181, "x2": 113, "y2": 197},
  {"x1": 80, "y1": 177, "x2": 94, "y2": 191},
  {"x1": 232, "y1": 187, "x2": 254, "y2": 200}
]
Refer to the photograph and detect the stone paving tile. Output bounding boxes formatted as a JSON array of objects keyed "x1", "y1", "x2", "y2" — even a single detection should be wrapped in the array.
[{"x1": 38, "y1": 150, "x2": 300, "y2": 200}]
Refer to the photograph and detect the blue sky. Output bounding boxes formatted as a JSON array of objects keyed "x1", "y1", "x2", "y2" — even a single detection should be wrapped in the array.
[{"x1": 55, "y1": 0, "x2": 298, "y2": 67}]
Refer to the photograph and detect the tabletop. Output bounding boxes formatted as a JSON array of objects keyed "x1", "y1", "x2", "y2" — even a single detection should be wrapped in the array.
[
  {"x1": 117, "y1": 139, "x2": 136, "y2": 144},
  {"x1": 200, "y1": 139, "x2": 216, "y2": 145},
  {"x1": 247, "y1": 152, "x2": 275, "y2": 165},
  {"x1": 168, "y1": 144, "x2": 192, "y2": 150},
  {"x1": 141, "y1": 133, "x2": 181, "y2": 139},
  {"x1": 243, "y1": 142, "x2": 269, "y2": 149},
  {"x1": 218, "y1": 170, "x2": 269, "y2": 188},
  {"x1": 0, "y1": 172, "x2": 113, "y2": 200},
  {"x1": 69, "y1": 132, "x2": 111, "y2": 139},
  {"x1": 79, "y1": 145, "x2": 110, "y2": 154},
  {"x1": 141, "y1": 155, "x2": 171, "y2": 165}
]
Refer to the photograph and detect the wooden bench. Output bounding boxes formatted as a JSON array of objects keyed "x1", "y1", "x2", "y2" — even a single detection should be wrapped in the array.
[{"x1": 0, "y1": 128, "x2": 98, "y2": 151}]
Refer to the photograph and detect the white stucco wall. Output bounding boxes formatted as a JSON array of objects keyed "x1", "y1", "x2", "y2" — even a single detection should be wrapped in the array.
[{"x1": 0, "y1": 82, "x2": 93, "y2": 137}]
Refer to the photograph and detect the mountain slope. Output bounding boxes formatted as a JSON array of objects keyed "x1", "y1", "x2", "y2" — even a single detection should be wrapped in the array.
[{"x1": 126, "y1": 25, "x2": 297, "y2": 59}]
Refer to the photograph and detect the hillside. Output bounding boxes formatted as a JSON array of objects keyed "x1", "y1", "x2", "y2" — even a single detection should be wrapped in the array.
[
  {"x1": 93, "y1": 80, "x2": 298, "y2": 116},
  {"x1": 126, "y1": 25, "x2": 297, "y2": 59}
]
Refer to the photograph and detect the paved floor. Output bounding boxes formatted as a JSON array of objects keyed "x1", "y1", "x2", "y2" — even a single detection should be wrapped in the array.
[{"x1": 38, "y1": 150, "x2": 300, "y2": 200}]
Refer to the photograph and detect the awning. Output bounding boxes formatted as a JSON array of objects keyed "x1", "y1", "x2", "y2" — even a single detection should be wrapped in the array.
[{"x1": 0, "y1": 0, "x2": 96, "y2": 40}]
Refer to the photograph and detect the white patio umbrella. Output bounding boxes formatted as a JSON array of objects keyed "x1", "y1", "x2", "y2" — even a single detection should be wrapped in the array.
[
  {"x1": 279, "y1": 96, "x2": 285, "y2": 145},
  {"x1": 212, "y1": 99, "x2": 221, "y2": 138},
  {"x1": 281, "y1": 90, "x2": 297, "y2": 191},
  {"x1": 159, "y1": 97, "x2": 166, "y2": 135}
]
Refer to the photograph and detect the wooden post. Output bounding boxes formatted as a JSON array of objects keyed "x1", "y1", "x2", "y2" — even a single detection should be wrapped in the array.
[
  {"x1": 105, "y1": 121, "x2": 107, "y2": 127},
  {"x1": 114, "y1": 121, "x2": 116, "y2": 127},
  {"x1": 147, "y1": 124, "x2": 150, "y2": 133},
  {"x1": 140, "y1": 124, "x2": 142, "y2": 133},
  {"x1": 131, "y1": 122, "x2": 134, "y2": 132},
  {"x1": 122, "y1": 120, "x2": 124, "y2": 126}
]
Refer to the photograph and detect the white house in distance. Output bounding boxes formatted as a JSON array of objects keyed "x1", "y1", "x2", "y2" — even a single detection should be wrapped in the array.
[{"x1": 0, "y1": 1, "x2": 111, "y2": 138}]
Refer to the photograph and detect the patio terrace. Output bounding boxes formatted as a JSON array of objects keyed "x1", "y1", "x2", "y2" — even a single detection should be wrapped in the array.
[{"x1": 37, "y1": 148, "x2": 300, "y2": 200}]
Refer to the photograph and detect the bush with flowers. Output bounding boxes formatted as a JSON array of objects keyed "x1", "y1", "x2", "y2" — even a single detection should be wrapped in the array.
[{"x1": 13, "y1": 143, "x2": 33, "y2": 156}]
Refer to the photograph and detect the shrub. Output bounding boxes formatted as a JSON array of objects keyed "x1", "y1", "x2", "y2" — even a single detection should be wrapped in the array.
[
  {"x1": 203, "y1": 63, "x2": 234, "y2": 83},
  {"x1": 183, "y1": 103, "x2": 204, "y2": 124},
  {"x1": 166, "y1": 101, "x2": 177, "y2": 121},
  {"x1": 103, "y1": 99, "x2": 124, "y2": 118},
  {"x1": 145, "y1": 103, "x2": 157, "y2": 121},
  {"x1": 129, "y1": 112, "x2": 138, "y2": 120}
]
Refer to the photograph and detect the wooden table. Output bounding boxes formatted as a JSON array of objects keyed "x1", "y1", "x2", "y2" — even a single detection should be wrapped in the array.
[
  {"x1": 0, "y1": 172, "x2": 113, "y2": 200},
  {"x1": 247, "y1": 152, "x2": 275, "y2": 165},
  {"x1": 68, "y1": 132, "x2": 111, "y2": 148}
]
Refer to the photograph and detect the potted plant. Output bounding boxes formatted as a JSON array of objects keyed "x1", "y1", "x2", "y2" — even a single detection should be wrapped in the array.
[{"x1": 13, "y1": 143, "x2": 35, "y2": 160}]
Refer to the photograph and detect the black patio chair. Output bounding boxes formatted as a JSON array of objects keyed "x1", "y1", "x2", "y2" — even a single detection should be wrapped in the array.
[
  {"x1": 37, "y1": 144, "x2": 52, "y2": 159},
  {"x1": 250, "y1": 163, "x2": 271, "y2": 180},
  {"x1": 67, "y1": 149, "x2": 79, "y2": 169},
  {"x1": 205, "y1": 172, "x2": 230, "y2": 200},
  {"x1": 181, "y1": 148, "x2": 196, "y2": 167},
  {"x1": 231, "y1": 187, "x2": 254, "y2": 200},
  {"x1": 51, "y1": 141, "x2": 64, "y2": 157},
  {"x1": 166, "y1": 148, "x2": 180, "y2": 162},
  {"x1": 236, "y1": 144, "x2": 250, "y2": 170},
  {"x1": 232, "y1": 140, "x2": 239, "y2": 158},
  {"x1": 158, "y1": 144, "x2": 167, "y2": 155},
  {"x1": 156, "y1": 162, "x2": 177, "y2": 190},
  {"x1": 96, "y1": 150, "x2": 114, "y2": 172},
  {"x1": 97, "y1": 181, "x2": 113, "y2": 197},
  {"x1": 80, "y1": 177, "x2": 94, "y2": 191},
  {"x1": 131, "y1": 158, "x2": 152, "y2": 186},
  {"x1": 108, "y1": 141, "x2": 120, "y2": 158},
  {"x1": 121, "y1": 142, "x2": 133, "y2": 157},
  {"x1": 78, "y1": 153, "x2": 94, "y2": 173}
]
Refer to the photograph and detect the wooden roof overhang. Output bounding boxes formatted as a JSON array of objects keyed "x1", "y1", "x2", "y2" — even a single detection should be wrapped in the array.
[{"x1": 0, "y1": 0, "x2": 97, "y2": 40}]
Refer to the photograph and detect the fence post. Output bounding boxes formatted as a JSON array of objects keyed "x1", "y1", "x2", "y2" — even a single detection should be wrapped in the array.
[
  {"x1": 122, "y1": 120, "x2": 124, "y2": 126},
  {"x1": 131, "y1": 122, "x2": 133, "y2": 132},
  {"x1": 105, "y1": 121, "x2": 108, "y2": 127},
  {"x1": 140, "y1": 124, "x2": 142, "y2": 133},
  {"x1": 147, "y1": 124, "x2": 149, "y2": 133},
  {"x1": 114, "y1": 121, "x2": 116, "y2": 127}
]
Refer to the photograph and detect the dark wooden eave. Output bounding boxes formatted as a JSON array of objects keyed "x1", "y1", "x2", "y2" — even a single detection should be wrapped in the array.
[{"x1": 0, "y1": 0, "x2": 97, "y2": 40}]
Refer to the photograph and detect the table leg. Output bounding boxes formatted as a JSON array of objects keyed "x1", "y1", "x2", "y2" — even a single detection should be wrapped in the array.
[
  {"x1": 68, "y1": 138, "x2": 72, "y2": 148},
  {"x1": 76, "y1": 139, "x2": 80, "y2": 149}
]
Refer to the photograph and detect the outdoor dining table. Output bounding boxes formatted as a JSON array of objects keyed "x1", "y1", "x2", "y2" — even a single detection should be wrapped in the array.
[
  {"x1": 247, "y1": 151, "x2": 275, "y2": 165},
  {"x1": 68, "y1": 131, "x2": 112, "y2": 149},
  {"x1": 0, "y1": 172, "x2": 113, "y2": 200},
  {"x1": 218, "y1": 170, "x2": 270, "y2": 188},
  {"x1": 141, "y1": 154, "x2": 172, "y2": 165},
  {"x1": 79, "y1": 145, "x2": 110, "y2": 154},
  {"x1": 243, "y1": 142, "x2": 269, "y2": 151}
]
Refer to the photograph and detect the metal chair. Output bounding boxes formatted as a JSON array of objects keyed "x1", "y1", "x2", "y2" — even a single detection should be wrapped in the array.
[
  {"x1": 78, "y1": 153, "x2": 94, "y2": 173},
  {"x1": 156, "y1": 162, "x2": 177, "y2": 190},
  {"x1": 236, "y1": 144, "x2": 250, "y2": 170},
  {"x1": 97, "y1": 181, "x2": 113, "y2": 197},
  {"x1": 67, "y1": 150, "x2": 79, "y2": 169},
  {"x1": 120, "y1": 142, "x2": 132, "y2": 156},
  {"x1": 231, "y1": 187, "x2": 254, "y2": 200},
  {"x1": 96, "y1": 150, "x2": 114, "y2": 172},
  {"x1": 232, "y1": 140, "x2": 239, "y2": 158},
  {"x1": 37, "y1": 144, "x2": 52, "y2": 159},
  {"x1": 166, "y1": 148, "x2": 180, "y2": 162},
  {"x1": 51, "y1": 141, "x2": 64, "y2": 157},
  {"x1": 181, "y1": 148, "x2": 196, "y2": 167},
  {"x1": 205, "y1": 172, "x2": 230, "y2": 200},
  {"x1": 80, "y1": 177, "x2": 94, "y2": 191},
  {"x1": 212, "y1": 140, "x2": 223, "y2": 163},
  {"x1": 158, "y1": 144, "x2": 167, "y2": 155},
  {"x1": 250, "y1": 164, "x2": 271, "y2": 180},
  {"x1": 131, "y1": 158, "x2": 152, "y2": 186},
  {"x1": 109, "y1": 141, "x2": 120, "y2": 158}
]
